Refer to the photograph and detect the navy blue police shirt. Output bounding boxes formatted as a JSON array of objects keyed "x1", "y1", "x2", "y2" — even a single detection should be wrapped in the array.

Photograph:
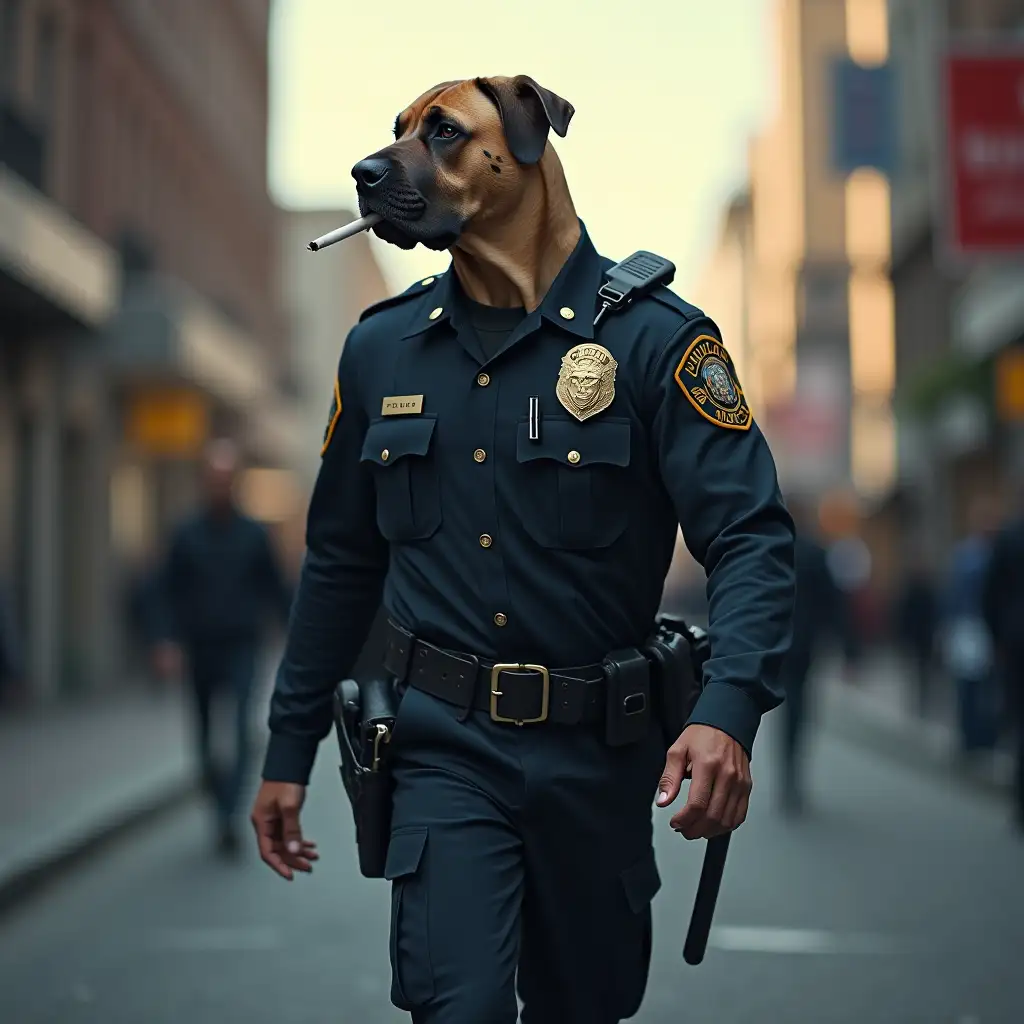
[{"x1": 263, "y1": 222, "x2": 795, "y2": 785}]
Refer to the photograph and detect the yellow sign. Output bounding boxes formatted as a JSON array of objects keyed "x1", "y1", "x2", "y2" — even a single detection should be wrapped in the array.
[
  {"x1": 996, "y1": 348, "x2": 1024, "y2": 423},
  {"x1": 126, "y1": 388, "x2": 209, "y2": 457}
]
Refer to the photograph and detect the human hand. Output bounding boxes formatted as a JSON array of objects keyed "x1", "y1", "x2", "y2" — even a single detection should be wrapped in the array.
[
  {"x1": 656, "y1": 724, "x2": 752, "y2": 840},
  {"x1": 250, "y1": 781, "x2": 319, "y2": 880}
]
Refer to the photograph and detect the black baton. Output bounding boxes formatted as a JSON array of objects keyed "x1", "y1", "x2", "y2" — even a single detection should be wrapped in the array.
[{"x1": 683, "y1": 833, "x2": 730, "y2": 965}]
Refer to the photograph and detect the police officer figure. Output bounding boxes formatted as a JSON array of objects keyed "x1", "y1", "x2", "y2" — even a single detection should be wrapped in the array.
[{"x1": 251, "y1": 77, "x2": 795, "y2": 1022}]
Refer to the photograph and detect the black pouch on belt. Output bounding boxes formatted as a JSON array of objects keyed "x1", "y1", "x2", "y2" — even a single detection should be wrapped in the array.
[
  {"x1": 644, "y1": 614, "x2": 709, "y2": 750},
  {"x1": 333, "y1": 675, "x2": 398, "y2": 879},
  {"x1": 602, "y1": 647, "x2": 652, "y2": 747}
]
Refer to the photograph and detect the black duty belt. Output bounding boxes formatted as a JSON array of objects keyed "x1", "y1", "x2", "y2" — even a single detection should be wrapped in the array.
[{"x1": 383, "y1": 620, "x2": 606, "y2": 726}]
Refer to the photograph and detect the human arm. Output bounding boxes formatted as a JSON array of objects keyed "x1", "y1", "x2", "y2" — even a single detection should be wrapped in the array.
[
  {"x1": 252, "y1": 335, "x2": 389, "y2": 878},
  {"x1": 646, "y1": 318, "x2": 796, "y2": 837}
]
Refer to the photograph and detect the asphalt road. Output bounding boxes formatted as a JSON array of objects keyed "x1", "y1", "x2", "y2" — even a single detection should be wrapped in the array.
[{"x1": 1, "y1": 713, "x2": 1022, "y2": 1024}]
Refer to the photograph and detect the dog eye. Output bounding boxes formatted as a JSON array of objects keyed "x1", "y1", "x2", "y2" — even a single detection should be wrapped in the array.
[{"x1": 436, "y1": 123, "x2": 460, "y2": 140}]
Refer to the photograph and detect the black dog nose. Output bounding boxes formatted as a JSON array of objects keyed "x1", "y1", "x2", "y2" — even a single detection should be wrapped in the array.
[{"x1": 352, "y1": 157, "x2": 392, "y2": 190}]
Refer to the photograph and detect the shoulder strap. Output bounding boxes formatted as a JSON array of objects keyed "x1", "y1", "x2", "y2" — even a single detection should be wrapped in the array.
[{"x1": 358, "y1": 277, "x2": 438, "y2": 324}]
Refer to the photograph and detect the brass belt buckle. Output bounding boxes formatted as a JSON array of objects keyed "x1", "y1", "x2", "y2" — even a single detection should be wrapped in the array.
[{"x1": 489, "y1": 664, "x2": 550, "y2": 725}]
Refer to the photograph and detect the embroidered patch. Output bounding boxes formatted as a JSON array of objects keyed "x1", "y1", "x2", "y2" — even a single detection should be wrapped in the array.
[
  {"x1": 556, "y1": 343, "x2": 618, "y2": 422},
  {"x1": 321, "y1": 377, "x2": 342, "y2": 456},
  {"x1": 674, "y1": 335, "x2": 751, "y2": 431}
]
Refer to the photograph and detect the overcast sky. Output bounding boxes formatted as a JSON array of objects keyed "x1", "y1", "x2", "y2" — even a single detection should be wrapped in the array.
[{"x1": 268, "y1": 0, "x2": 774, "y2": 295}]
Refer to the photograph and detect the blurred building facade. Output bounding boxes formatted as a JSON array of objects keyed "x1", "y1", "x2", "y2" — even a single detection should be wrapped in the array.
[
  {"x1": 0, "y1": 0, "x2": 302, "y2": 700},
  {"x1": 888, "y1": 0, "x2": 1024, "y2": 565},
  {"x1": 694, "y1": 0, "x2": 897, "y2": 587},
  {"x1": 696, "y1": 0, "x2": 1024, "y2": 615}
]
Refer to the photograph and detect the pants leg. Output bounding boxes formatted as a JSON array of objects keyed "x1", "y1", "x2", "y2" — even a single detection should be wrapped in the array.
[
  {"x1": 187, "y1": 657, "x2": 218, "y2": 801},
  {"x1": 516, "y1": 723, "x2": 665, "y2": 1024},
  {"x1": 222, "y1": 644, "x2": 257, "y2": 825},
  {"x1": 779, "y1": 666, "x2": 808, "y2": 805},
  {"x1": 388, "y1": 685, "x2": 525, "y2": 1023},
  {"x1": 1013, "y1": 693, "x2": 1024, "y2": 826}
]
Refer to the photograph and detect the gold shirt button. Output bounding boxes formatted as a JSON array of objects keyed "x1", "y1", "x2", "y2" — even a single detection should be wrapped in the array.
[
  {"x1": 421, "y1": 277, "x2": 435, "y2": 286},
  {"x1": 477, "y1": 372, "x2": 490, "y2": 387},
  {"x1": 428, "y1": 307, "x2": 443, "y2": 320},
  {"x1": 473, "y1": 448, "x2": 487, "y2": 463},
  {"x1": 493, "y1": 612, "x2": 508, "y2": 627},
  {"x1": 559, "y1": 306, "x2": 575, "y2": 320},
  {"x1": 567, "y1": 450, "x2": 581, "y2": 464},
  {"x1": 381, "y1": 449, "x2": 390, "y2": 461},
  {"x1": 479, "y1": 534, "x2": 493, "y2": 548}
]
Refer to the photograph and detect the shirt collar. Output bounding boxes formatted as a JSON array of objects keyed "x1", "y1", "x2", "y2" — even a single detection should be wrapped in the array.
[{"x1": 401, "y1": 220, "x2": 604, "y2": 341}]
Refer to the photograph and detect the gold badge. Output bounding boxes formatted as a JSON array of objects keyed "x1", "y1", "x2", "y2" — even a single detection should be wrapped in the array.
[
  {"x1": 381, "y1": 394, "x2": 424, "y2": 416},
  {"x1": 321, "y1": 376, "x2": 342, "y2": 456},
  {"x1": 674, "y1": 334, "x2": 752, "y2": 431},
  {"x1": 556, "y1": 343, "x2": 617, "y2": 422}
]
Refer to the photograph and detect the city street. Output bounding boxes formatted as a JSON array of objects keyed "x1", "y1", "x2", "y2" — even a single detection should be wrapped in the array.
[{"x1": 1, "y1": 712, "x2": 1021, "y2": 1024}]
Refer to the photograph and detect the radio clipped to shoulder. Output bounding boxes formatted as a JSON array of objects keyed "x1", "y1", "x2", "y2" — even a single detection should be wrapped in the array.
[{"x1": 593, "y1": 250, "x2": 676, "y2": 327}]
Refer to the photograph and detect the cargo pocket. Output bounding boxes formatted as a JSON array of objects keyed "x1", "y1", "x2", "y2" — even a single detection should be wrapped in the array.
[
  {"x1": 615, "y1": 848, "x2": 662, "y2": 1018},
  {"x1": 513, "y1": 416, "x2": 631, "y2": 549},
  {"x1": 385, "y1": 826, "x2": 434, "y2": 1010},
  {"x1": 361, "y1": 416, "x2": 441, "y2": 542}
]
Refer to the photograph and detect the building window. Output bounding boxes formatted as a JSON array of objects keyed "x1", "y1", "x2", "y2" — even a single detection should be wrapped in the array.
[
  {"x1": 34, "y1": 10, "x2": 58, "y2": 127},
  {"x1": 0, "y1": 0, "x2": 23, "y2": 95}
]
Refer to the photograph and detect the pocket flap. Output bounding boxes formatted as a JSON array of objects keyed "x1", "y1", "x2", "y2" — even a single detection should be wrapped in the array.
[
  {"x1": 620, "y1": 848, "x2": 661, "y2": 914},
  {"x1": 361, "y1": 416, "x2": 437, "y2": 467},
  {"x1": 384, "y1": 827, "x2": 428, "y2": 880},
  {"x1": 516, "y1": 417, "x2": 631, "y2": 467}
]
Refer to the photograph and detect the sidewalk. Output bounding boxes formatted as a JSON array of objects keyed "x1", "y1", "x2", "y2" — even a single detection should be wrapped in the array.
[
  {"x1": 0, "y1": 685, "x2": 195, "y2": 911},
  {"x1": 0, "y1": 655, "x2": 278, "y2": 913},
  {"x1": 816, "y1": 649, "x2": 1015, "y2": 800}
]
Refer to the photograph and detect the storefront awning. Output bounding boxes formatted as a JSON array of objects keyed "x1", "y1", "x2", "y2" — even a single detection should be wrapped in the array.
[
  {"x1": 105, "y1": 274, "x2": 303, "y2": 469},
  {"x1": 0, "y1": 164, "x2": 118, "y2": 331}
]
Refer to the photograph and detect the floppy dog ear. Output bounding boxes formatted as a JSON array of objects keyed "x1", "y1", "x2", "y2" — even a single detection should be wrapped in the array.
[{"x1": 474, "y1": 76, "x2": 574, "y2": 165}]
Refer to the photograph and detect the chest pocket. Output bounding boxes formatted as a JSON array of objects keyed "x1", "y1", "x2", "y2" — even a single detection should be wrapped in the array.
[
  {"x1": 513, "y1": 416, "x2": 631, "y2": 550},
  {"x1": 360, "y1": 416, "x2": 442, "y2": 542}
]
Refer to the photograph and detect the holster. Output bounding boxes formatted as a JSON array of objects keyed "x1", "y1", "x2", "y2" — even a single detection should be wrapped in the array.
[
  {"x1": 644, "y1": 613, "x2": 711, "y2": 750},
  {"x1": 333, "y1": 675, "x2": 399, "y2": 879}
]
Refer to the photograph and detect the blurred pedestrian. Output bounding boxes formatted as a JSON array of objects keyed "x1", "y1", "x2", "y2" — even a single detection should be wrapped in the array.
[
  {"x1": 942, "y1": 497, "x2": 1000, "y2": 756},
  {"x1": 894, "y1": 546, "x2": 939, "y2": 717},
  {"x1": 152, "y1": 439, "x2": 293, "y2": 857},
  {"x1": 982, "y1": 484, "x2": 1024, "y2": 832},
  {"x1": 824, "y1": 532, "x2": 871, "y2": 678},
  {"x1": 777, "y1": 496, "x2": 842, "y2": 814},
  {"x1": 0, "y1": 579, "x2": 23, "y2": 708}
]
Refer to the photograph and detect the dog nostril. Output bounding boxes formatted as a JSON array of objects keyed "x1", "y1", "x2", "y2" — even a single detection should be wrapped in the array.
[{"x1": 353, "y1": 158, "x2": 391, "y2": 189}]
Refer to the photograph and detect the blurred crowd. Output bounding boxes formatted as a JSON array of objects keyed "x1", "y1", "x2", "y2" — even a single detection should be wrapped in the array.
[{"x1": 663, "y1": 480, "x2": 1024, "y2": 828}]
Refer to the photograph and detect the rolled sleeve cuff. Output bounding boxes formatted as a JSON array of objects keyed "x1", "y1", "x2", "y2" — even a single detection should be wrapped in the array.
[
  {"x1": 685, "y1": 682, "x2": 763, "y2": 760},
  {"x1": 262, "y1": 733, "x2": 320, "y2": 785}
]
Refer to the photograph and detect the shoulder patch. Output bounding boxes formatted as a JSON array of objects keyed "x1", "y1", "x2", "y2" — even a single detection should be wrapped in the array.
[
  {"x1": 673, "y1": 334, "x2": 752, "y2": 431},
  {"x1": 648, "y1": 286, "x2": 704, "y2": 322},
  {"x1": 321, "y1": 375, "x2": 342, "y2": 456},
  {"x1": 357, "y1": 275, "x2": 440, "y2": 323}
]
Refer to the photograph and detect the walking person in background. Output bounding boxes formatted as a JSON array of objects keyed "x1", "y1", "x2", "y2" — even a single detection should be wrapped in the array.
[
  {"x1": 895, "y1": 546, "x2": 939, "y2": 718},
  {"x1": 943, "y1": 497, "x2": 1000, "y2": 757},
  {"x1": 982, "y1": 484, "x2": 1024, "y2": 833},
  {"x1": 0, "y1": 578, "x2": 23, "y2": 709},
  {"x1": 777, "y1": 496, "x2": 842, "y2": 815},
  {"x1": 152, "y1": 439, "x2": 293, "y2": 857}
]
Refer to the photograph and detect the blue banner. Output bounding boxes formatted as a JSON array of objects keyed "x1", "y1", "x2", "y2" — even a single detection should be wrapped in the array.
[{"x1": 831, "y1": 59, "x2": 897, "y2": 176}]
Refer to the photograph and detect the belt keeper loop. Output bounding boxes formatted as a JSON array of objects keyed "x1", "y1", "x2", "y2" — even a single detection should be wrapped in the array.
[
  {"x1": 383, "y1": 619, "x2": 414, "y2": 682},
  {"x1": 455, "y1": 655, "x2": 479, "y2": 722}
]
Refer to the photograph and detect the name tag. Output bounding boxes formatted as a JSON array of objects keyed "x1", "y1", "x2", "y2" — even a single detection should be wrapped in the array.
[{"x1": 381, "y1": 394, "x2": 424, "y2": 416}]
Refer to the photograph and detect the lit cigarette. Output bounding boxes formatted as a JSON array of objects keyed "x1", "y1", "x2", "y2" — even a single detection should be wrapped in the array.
[{"x1": 307, "y1": 213, "x2": 382, "y2": 252}]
